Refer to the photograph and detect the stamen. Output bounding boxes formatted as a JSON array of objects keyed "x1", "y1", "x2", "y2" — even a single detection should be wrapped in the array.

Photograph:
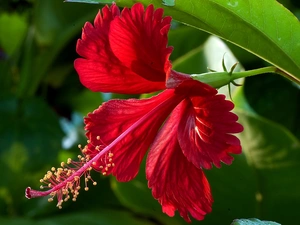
[
  {"x1": 25, "y1": 140, "x2": 116, "y2": 209},
  {"x1": 25, "y1": 84, "x2": 183, "y2": 209}
]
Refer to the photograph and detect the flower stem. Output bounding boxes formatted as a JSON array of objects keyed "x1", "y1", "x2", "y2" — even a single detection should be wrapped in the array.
[
  {"x1": 191, "y1": 66, "x2": 300, "y2": 88},
  {"x1": 230, "y1": 66, "x2": 297, "y2": 83}
]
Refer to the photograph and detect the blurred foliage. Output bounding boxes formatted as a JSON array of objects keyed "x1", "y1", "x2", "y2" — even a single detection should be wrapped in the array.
[{"x1": 0, "y1": 0, "x2": 299, "y2": 225}]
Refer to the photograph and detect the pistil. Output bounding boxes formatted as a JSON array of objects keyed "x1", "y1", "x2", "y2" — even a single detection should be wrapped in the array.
[{"x1": 25, "y1": 90, "x2": 184, "y2": 208}]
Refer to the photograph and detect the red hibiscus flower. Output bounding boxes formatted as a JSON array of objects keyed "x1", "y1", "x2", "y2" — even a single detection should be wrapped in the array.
[{"x1": 25, "y1": 3, "x2": 243, "y2": 222}]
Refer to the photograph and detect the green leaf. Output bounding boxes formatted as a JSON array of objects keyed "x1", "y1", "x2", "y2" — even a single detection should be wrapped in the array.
[
  {"x1": 233, "y1": 87, "x2": 300, "y2": 224},
  {"x1": 0, "y1": 96, "x2": 63, "y2": 171},
  {"x1": 19, "y1": 0, "x2": 98, "y2": 97},
  {"x1": 41, "y1": 210, "x2": 157, "y2": 225},
  {"x1": 0, "y1": 13, "x2": 28, "y2": 56},
  {"x1": 0, "y1": 210, "x2": 157, "y2": 225},
  {"x1": 243, "y1": 74, "x2": 300, "y2": 138},
  {"x1": 166, "y1": 0, "x2": 300, "y2": 83},
  {"x1": 0, "y1": 217, "x2": 37, "y2": 225},
  {"x1": 168, "y1": 26, "x2": 209, "y2": 61},
  {"x1": 71, "y1": 90, "x2": 103, "y2": 116},
  {"x1": 111, "y1": 159, "x2": 186, "y2": 225},
  {"x1": 0, "y1": 95, "x2": 64, "y2": 215},
  {"x1": 231, "y1": 218, "x2": 281, "y2": 225},
  {"x1": 172, "y1": 45, "x2": 207, "y2": 74}
]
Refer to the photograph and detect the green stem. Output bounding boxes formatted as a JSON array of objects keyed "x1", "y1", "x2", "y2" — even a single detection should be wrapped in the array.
[
  {"x1": 191, "y1": 66, "x2": 300, "y2": 88},
  {"x1": 231, "y1": 66, "x2": 278, "y2": 80}
]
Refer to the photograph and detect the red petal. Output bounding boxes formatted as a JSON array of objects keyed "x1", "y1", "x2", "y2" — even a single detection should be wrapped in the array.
[
  {"x1": 109, "y1": 3, "x2": 173, "y2": 82},
  {"x1": 178, "y1": 94, "x2": 243, "y2": 170},
  {"x1": 84, "y1": 90, "x2": 183, "y2": 182},
  {"x1": 147, "y1": 103, "x2": 213, "y2": 222},
  {"x1": 74, "y1": 4, "x2": 166, "y2": 94}
]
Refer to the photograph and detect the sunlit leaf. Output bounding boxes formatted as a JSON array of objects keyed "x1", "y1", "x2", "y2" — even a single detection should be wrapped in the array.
[
  {"x1": 231, "y1": 218, "x2": 281, "y2": 225},
  {"x1": 162, "y1": 0, "x2": 175, "y2": 7}
]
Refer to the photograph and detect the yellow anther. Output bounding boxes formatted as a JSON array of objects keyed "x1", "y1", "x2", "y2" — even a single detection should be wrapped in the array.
[
  {"x1": 108, "y1": 153, "x2": 114, "y2": 157},
  {"x1": 48, "y1": 198, "x2": 53, "y2": 202},
  {"x1": 93, "y1": 182, "x2": 97, "y2": 186},
  {"x1": 109, "y1": 158, "x2": 113, "y2": 162},
  {"x1": 67, "y1": 158, "x2": 72, "y2": 164},
  {"x1": 40, "y1": 179, "x2": 44, "y2": 183},
  {"x1": 46, "y1": 172, "x2": 52, "y2": 179},
  {"x1": 78, "y1": 144, "x2": 82, "y2": 149},
  {"x1": 64, "y1": 196, "x2": 70, "y2": 202},
  {"x1": 107, "y1": 163, "x2": 111, "y2": 167},
  {"x1": 61, "y1": 162, "x2": 65, "y2": 167},
  {"x1": 51, "y1": 167, "x2": 55, "y2": 171},
  {"x1": 85, "y1": 187, "x2": 89, "y2": 191},
  {"x1": 99, "y1": 166, "x2": 103, "y2": 169},
  {"x1": 96, "y1": 136, "x2": 100, "y2": 140},
  {"x1": 78, "y1": 155, "x2": 82, "y2": 159},
  {"x1": 92, "y1": 162, "x2": 96, "y2": 166},
  {"x1": 102, "y1": 172, "x2": 107, "y2": 176},
  {"x1": 40, "y1": 185, "x2": 44, "y2": 189},
  {"x1": 56, "y1": 200, "x2": 63, "y2": 209}
]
